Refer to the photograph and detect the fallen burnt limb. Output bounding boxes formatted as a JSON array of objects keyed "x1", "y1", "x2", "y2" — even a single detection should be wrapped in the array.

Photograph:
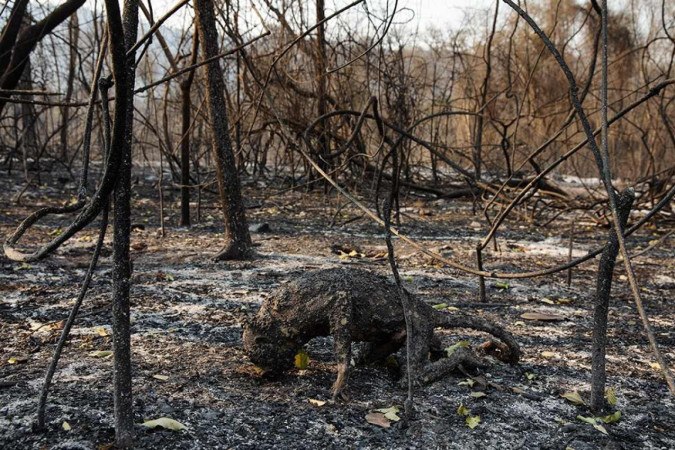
[{"x1": 242, "y1": 268, "x2": 520, "y2": 400}]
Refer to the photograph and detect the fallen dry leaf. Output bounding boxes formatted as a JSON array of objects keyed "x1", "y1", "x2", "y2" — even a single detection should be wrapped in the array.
[
  {"x1": 95, "y1": 326, "x2": 109, "y2": 337},
  {"x1": 141, "y1": 417, "x2": 187, "y2": 431},
  {"x1": 374, "y1": 406, "x2": 400, "y2": 421},
  {"x1": 521, "y1": 312, "x2": 565, "y2": 322},
  {"x1": 365, "y1": 412, "x2": 390, "y2": 428},
  {"x1": 131, "y1": 241, "x2": 148, "y2": 251},
  {"x1": 561, "y1": 391, "x2": 584, "y2": 405}
]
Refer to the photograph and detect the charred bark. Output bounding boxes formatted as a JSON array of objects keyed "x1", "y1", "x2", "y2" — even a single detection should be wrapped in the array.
[
  {"x1": 0, "y1": 0, "x2": 86, "y2": 115},
  {"x1": 105, "y1": 0, "x2": 139, "y2": 446},
  {"x1": 314, "y1": 0, "x2": 330, "y2": 188},
  {"x1": 179, "y1": 24, "x2": 199, "y2": 227},
  {"x1": 590, "y1": 188, "x2": 634, "y2": 413},
  {"x1": 0, "y1": 0, "x2": 29, "y2": 79},
  {"x1": 194, "y1": 0, "x2": 252, "y2": 260},
  {"x1": 60, "y1": 13, "x2": 79, "y2": 161}
]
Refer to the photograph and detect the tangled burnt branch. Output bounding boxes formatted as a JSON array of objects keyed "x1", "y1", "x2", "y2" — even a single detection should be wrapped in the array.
[{"x1": 243, "y1": 268, "x2": 520, "y2": 400}]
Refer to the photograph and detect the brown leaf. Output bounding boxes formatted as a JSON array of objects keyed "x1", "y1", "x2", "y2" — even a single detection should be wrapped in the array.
[
  {"x1": 131, "y1": 241, "x2": 147, "y2": 251},
  {"x1": 520, "y1": 312, "x2": 565, "y2": 322},
  {"x1": 365, "y1": 412, "x2": 391, "y2": 428}
]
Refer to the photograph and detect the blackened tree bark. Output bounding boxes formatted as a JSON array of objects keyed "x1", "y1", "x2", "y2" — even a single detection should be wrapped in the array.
[
  {"x1": 0, "y1": 0, "x2": 29, "y2": 78},
  {"x1": 0, "y1": 0, "x2": 86, "y2": 115},
  {"x1": 60, "y1": 13, "x2": 79, "y2": 160},
  {"x1": 472, "y1": 0, "x2": 499, "y2": 182},
  {"x1": 590, "y1": 188, "x2": 634, "y2": 413},
  {"x1": 315, "y1": 0, "x2": 330, "y2": 186},
  {"x1": 194, "y1": 0, "x2": 252, "y2": 260},
  {"x1": 18, "y1": 58, "x2": 38, "y2": 180},
  {"x1": 180, "y1": 24, "x2": 200, "y2": 227},
  {"x1": 105, "y1": 0, "x2": 139, "y2": 446}
]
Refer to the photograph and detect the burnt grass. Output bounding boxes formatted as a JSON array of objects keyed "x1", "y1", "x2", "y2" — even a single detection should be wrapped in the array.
[{"x1": 0, "y1": 169, "x2": 674, "y2": 449}]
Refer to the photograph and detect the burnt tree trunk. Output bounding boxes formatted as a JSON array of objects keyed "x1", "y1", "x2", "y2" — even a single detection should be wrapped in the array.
[
  {"x1": 180, "y1": 23, "x2": 199, "y2": 227},
  {"x1": 18, "y1": 58, "x2": 38, "y2": 181},
  {"x1": 315, "y1": 0, "x2": 329, "y2": 187},
  {"x1": 0, "y1": 0, "x2": 29, "y2": 79},
  {"x1": 106, "y1": 0, "x2": 138, "y2": 446},
  {"x1": 472, "y1": 0, "x2": 499, "y2": 182},
  {"x1": 60, "y1": 13, "x2": 79, "y2": 161},
  {"x1": 0, "y1": 0, "x2": 86, "y2": 115},
  {"x1": 194, "y1": 0, "x2": 252, "y2": 260},
  {"x1": 590, "y1": 188, "x2": 634, "y2": 413}
]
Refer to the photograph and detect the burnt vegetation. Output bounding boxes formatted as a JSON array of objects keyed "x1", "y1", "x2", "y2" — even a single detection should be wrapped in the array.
[{"x1": 0, "y1": 0, "x2": 674, "y2": 448}]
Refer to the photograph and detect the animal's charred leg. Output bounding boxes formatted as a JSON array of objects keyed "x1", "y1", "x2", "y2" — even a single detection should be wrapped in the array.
[
  {"x1": 419, "y1": 347, "x2": 488, "y2": 384},
  {"x1": 355, "y1": 330, "x2": 406, "y2": 365},
  {"x1": 397, "y1": 328, "x2": 435, "y2": 389},
  {"x1": 330, "y1": 292, "x2": 353, "y2": 400},
  {"x1": 429, "y1": 333, "x2": 444, "y2": 361}
]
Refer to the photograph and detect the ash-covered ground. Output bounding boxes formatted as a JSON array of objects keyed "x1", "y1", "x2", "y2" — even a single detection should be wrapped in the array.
[{"x1": 1, "y1": 170, "x2": 673, "y2": 449}]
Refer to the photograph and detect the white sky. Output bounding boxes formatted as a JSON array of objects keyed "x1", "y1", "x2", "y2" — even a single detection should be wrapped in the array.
[
  {"x1": 142, "y1": 0, "x2": 495, "y2": 32},
  {"x1": 404, "y1": 0, "x2": 493, "y2": 30}
]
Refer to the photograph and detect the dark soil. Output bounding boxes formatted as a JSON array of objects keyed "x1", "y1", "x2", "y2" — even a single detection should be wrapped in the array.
[{"x1": 1, "y1": 168, "x2": 674, "y2": 449}]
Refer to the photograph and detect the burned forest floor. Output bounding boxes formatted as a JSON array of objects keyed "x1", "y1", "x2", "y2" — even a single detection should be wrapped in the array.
[{"x1": 1, "y1": 167, "x2": 674, "y2": 450}]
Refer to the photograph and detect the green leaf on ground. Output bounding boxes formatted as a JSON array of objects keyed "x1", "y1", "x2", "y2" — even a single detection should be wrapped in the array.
[
  {"x1": 577, "y1": 415, "x2": 608, "y2": 434},
  {"x1": 599, "y1": 411, "x2": 621, "y2": 424},
  {"x1": 576, "y1": 415, "x2": 597, "y2": 425},
  {"x1": 445, "y1": 340, "x2": 470, "y2": 357},
  {"x1": 605, "y1": 387, "x2": 617, "y2": 406},
  {"x1": 561, "y1": 391, "x2": 584, "y2": 406},
  {"x1": 294, "y1": 350, "x2": 309, "y2": 369},
  {"x1": 374, "y1": 406, "x2": 401, "y2": 421},
  {"x1": 466, "y1": 415, "x2": 481, "y2": 429},
  {"x1": 458, "y1": 378, "x2": 475, "y2": 387}
]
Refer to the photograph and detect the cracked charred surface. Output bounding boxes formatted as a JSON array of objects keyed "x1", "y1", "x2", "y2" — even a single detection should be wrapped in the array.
[{"x1": 243, "y1": 268, "x2": 520, "y2": 399}]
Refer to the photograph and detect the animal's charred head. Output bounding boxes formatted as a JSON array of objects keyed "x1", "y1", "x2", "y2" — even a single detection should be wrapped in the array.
[{"x1": 242, "y1": 319, "x2": 299, "y2": 375}]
